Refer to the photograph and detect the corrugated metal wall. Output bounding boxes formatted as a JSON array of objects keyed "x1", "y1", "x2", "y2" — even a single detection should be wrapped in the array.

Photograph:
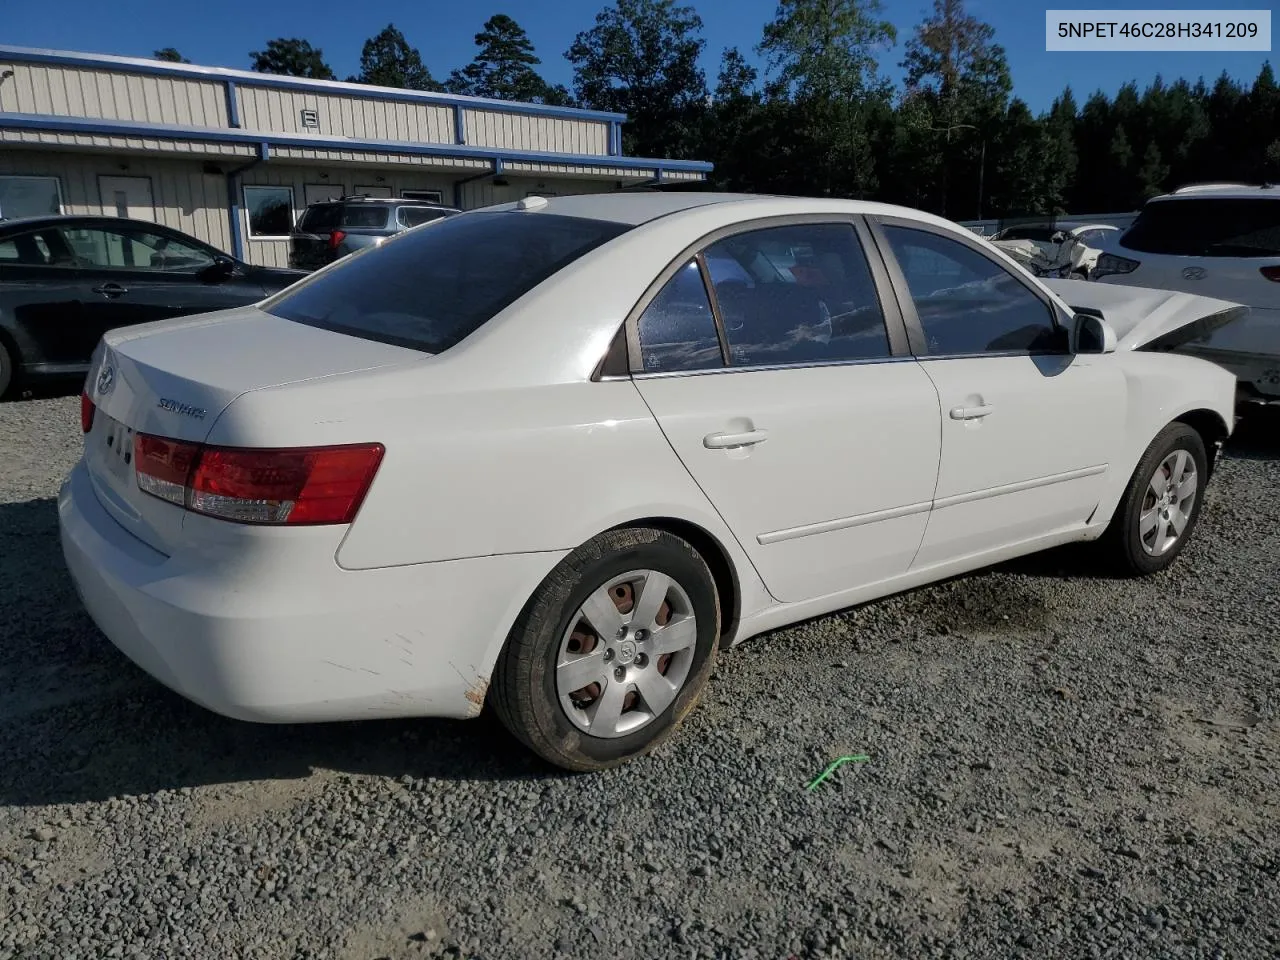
[
  {"x1": 237, "y1": 87, "x2": 455, "y2": 143},
  {"x1": 0, "y1": 61, "x2": 229, "y2": 127},
  {"x1": 0, "y1": 149, "x2": 234, "y2": 252},
  {"x1": 462, "y1": 109, "x2": 609, "y2": 156}
]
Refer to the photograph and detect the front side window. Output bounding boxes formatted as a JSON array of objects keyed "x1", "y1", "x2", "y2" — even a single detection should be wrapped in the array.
[
  {"x1": 243, "y1": 185, "x2": 295, "y2": 238},
  {"x1": 637, "y1": 260, "x2": 723, "y2": 372},
  {"x1": 702, "y1": 223, "x2": 891, "y2": 367},
  {"x1": 0, "y1": 176, "x2": 63, "y2": 220},
  {"x1": 881, "y1": 224, "x2": 1062, "y2": 356},
  {"x1": 265, "y1": 211, "x2": 630, "y2": 354},
  {"x1": 57, "y1": 227, "x2": 216, "y2": 272}
]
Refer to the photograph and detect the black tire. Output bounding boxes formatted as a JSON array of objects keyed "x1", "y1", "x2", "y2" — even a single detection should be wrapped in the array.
[
  {"x1": 1100, "y1": 423, "x2": 1208, "y2": 577},
  {"x1": 0, "y1": 339, "x2": 13, "y2": 400},
  {"x1": 489, "y1": 527, "x2": 720, "y2": 772}
]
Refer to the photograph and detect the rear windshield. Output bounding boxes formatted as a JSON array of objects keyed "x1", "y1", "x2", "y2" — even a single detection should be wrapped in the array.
[
  {"x1": 298, "y1": 204, "x2": 390, "y2": 232},
  {"x1": 1122, "y1": 197, "x2": 1280, "y2": 257},
  {"x1": 265, "y1": 211, "x2": 630, "y2": 353}
]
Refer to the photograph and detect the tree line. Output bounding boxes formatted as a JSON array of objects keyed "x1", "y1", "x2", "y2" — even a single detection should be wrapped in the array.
[{"x1": 154, "y1": 0, "x2": 1280, "y2": 221}]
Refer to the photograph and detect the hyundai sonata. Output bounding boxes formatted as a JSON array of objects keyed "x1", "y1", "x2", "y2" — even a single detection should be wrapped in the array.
[{"x1": 60, "y1": 193, "x2": 1240, "y2": 771}]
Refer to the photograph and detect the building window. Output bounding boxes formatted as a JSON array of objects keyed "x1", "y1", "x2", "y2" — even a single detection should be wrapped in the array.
[
  {"x1": 243, "y1": 185, "x2": 295, "y2": 238},
  {"x1": 402, "y1": 189, "x2": 444, "y2": 204},
  {"x1": 0, "y1": 176, "x2": 63, "y2": 220}
]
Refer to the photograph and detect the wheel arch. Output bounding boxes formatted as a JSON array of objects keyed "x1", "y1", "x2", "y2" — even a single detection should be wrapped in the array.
[
  {"x1": 1174, "y1": 408, "x2": 1231, "y2": 479},
  {"x1": 608, "y1": 516, "x2": 742, "y2": 648}
]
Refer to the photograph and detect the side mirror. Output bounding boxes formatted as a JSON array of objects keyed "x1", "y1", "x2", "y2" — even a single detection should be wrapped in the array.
[
  {"x1": 201, "y1": 256, "x2": 236, "y2": 283},
  {"x1": 1072, "y1": 312, "x2": 1117, "y2": 354}
]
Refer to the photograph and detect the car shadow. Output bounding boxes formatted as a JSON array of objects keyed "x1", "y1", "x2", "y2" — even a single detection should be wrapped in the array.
[{"x1": 0, "y1": 497, "x2": 554, "y2": 809}]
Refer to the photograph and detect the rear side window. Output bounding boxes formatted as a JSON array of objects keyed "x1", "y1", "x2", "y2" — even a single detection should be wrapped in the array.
[
  {"x1": 265, "y1": 212, "x2": 630, "y2": 354},
  {"x1": 638, "y1": 260, "x2": 723, "y2": 372},
  {"x1": 340, "y1": 206, "x2": 390, "y2": 229},
  {"x1": 703, "y1": 223, "x2": 891, "y2": 367},
  {"x1": 882, "y1": 225, "x2": 1063, "y2": 355},
  {"x1": 1122, "y1": 198, "x2": 1280, "y2": 257}
]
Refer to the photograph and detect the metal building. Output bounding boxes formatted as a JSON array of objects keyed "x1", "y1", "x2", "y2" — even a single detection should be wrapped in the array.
[{"x1": 0, "y1": 45, "x2": 713, "y2": 266}]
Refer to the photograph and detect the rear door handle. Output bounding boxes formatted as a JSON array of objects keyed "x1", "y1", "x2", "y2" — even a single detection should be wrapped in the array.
[
  {"x1": 950, "y1": 404, "x2": 994, "y2": 420},
  {"x1": 703, "y1": 429, "x2": 768, "y2": 449},
  {"x1": 91, "y1": 282, "x2": 128, "y2": 298}
]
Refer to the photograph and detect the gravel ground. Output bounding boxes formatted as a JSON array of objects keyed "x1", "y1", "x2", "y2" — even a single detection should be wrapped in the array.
[{"x1": 1, "y1": 393, "x2": 1278, "y2": 960}]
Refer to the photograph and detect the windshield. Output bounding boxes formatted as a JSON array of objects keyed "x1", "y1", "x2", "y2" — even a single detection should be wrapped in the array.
[
  {"x1": 265, "y1": 211, "x2": 631, "y2": 353},
  {"x1": 1121, "y1": 197, "x2": 1280, "y2": 257}
]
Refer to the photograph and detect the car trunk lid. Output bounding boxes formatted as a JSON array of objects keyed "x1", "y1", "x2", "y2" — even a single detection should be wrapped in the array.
[{"x1": 82, "y1": 306, "x2": 423, "y2": 555}]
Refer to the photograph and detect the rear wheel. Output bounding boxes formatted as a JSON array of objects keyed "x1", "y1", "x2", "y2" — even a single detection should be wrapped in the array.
[
  {"x1": 0, "y1": 340, "x2": 14, "y2": 400},
  {"x1": 1100, "y1": 423, "x2": 1207, "y2": 576},
  {"x1": 489, "y1": 527, "x2": 720, "y2": 772}
]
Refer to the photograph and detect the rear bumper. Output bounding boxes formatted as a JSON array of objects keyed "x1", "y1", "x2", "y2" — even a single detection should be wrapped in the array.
[{"x1": 58, "y1": 460, "x2": 563, "y2": 723}]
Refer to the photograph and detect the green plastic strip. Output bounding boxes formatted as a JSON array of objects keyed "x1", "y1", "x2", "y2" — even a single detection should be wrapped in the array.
[{"x1": 805, "y1": 754, "x2": 870, "y2": 791}]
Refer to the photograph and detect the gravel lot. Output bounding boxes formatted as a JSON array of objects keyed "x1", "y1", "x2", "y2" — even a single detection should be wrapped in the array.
[{"x1": 2, "y1": 393, "x2": 1278, "y2": 960}]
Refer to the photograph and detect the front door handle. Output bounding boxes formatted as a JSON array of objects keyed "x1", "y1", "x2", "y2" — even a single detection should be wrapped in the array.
[
  {"x1": 704, "y1": 429, "x2": 768, "y2": 449},
  {"x1": 950, "y1": 404, "x2": 994, "y2": 421},
  {"x1": 91, "y1": 282, "x2": 128, "y2": 298}
]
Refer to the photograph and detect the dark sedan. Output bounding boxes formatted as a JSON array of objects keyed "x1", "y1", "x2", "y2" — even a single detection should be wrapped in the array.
[{"x1": 0, "y1": 215, "x2": 306, "y2": 397}]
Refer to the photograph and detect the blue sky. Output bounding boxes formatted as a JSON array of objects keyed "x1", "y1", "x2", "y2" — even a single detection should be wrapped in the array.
[{"x1": 3, "y1": 0, "x2": 1273, "y2": 112}]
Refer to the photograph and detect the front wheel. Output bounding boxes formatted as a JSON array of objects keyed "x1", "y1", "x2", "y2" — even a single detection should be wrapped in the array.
[
  {"x1": 1100, "y1": 423, "x2": 1208, "y2": 576},
  {"x1": 489, "y1": 528, "x2": 720, "y2": 772}
]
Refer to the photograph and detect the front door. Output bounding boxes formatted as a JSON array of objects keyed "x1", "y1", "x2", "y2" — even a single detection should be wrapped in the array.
[
  {"x1": 631, "y1": 220, "x2": 942, "y2": 604},
  {"x1": 98, "y1": 176, "x2": 156, "y2": 222},
  {"x1": 872, "y1": 219, "x2": 1125, "y2": 569},
  {"x1": 55, "y1": 223, "x2": 265, "y2": 343}
]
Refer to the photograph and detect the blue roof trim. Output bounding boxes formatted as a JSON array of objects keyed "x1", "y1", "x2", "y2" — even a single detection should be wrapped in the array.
[
  {"x1": 0, "y1": 112, "x2": 715, "y2": 174},
  {"x1": 0, "y1": 45, "x2": 629, "y2": 124}
]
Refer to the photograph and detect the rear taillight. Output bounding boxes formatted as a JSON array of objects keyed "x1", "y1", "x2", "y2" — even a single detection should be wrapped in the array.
[
  {"x1": 327, "y1": 230, "x2": 346, "y2": 250},
  {"x1": 1260, "y1": 266, "x2": 1280, "y2": 282},
  {"x1": 132, "y1": 436, "x2": 384, "y2": 525},
  {"x1": 80, "y1": 391, "x2": 95, "y2": 433}
]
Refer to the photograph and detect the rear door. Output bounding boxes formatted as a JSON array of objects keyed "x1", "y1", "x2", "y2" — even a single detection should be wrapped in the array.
[
  {"x1": 869, "y1": 217, "x2": 1125, "y2": 569},
  {"x1": 630, "y1": 217, "x2": 942, "y2": 604},
  {"x1": 0, "y1": 225, "x2": 95, "y2": 366}
]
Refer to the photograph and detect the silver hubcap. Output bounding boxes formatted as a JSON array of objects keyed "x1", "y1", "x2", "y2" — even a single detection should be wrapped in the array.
[
  {"x1": 555, "y1": 569, "x2": 697, "y2": 739},
  {"x1": 1139, "y1": 449, "x2": 1198, "y2": 557}
]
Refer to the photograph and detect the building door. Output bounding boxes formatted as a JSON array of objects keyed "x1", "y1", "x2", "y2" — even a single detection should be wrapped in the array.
[
  {"x1": 98, "y1": 176, "x2": 155, "y2": 221},
  {"x1": 304, "y1": 183, "x2": 344, "y2": 206},
  {"x1": 353, "y1": 184, "x2": 392, "y2": 198}
]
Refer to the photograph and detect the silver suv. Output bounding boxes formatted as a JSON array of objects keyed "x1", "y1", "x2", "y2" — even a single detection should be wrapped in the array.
[{"x1": 289, "y1": 196, "x2": 460, "y2": 270}]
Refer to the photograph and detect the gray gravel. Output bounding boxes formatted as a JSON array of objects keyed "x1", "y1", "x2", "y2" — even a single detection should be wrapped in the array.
[{"x1": 2, "y1": 394, "x2": 1278, "y2": 960}]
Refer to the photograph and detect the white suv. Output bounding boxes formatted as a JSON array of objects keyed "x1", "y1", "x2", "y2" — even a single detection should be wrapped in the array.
[{"x1": 1093, "y1": 183, "x2": 1280, "y2": 403}]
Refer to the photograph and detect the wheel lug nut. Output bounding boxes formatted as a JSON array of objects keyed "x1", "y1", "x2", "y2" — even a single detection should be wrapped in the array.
[
  {"x1": 613, "y1": 666, "x2": 626, "y2": 682},
  {"x1": 634, "y1": 629, "x2": 648, "y2": 641},
  {"x1": 636, "y1": 654, "x2": 648, "y2": 668},
  {"x1": 603, "y1": 649, "x2": 614, "y2": 662}
]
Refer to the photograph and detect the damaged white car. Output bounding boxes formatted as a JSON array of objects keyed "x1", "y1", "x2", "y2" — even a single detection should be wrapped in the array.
[
  {"x1": 61, "y1": 193, "x2": 1239, "y2": 771},
  {"x1": 989, "y1": 223, "x2": 1119, "y2": 280}
]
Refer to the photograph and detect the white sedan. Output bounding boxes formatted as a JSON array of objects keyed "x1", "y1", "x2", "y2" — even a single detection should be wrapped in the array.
[{"x1": 60, "y1": 193, "x2": 1238, "y2": 771}]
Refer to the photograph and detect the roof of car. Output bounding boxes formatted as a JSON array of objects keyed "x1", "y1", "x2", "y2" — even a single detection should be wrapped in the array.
[
  {"x1": 1156, "y1": 183, "x2": 1280, "y2": 201},
  {"x1": 477, "y1": 191, "x2": 971, "y2": 229},
  {"x1": 0, "y1": 213, "x2": 175, "y2": 231}
]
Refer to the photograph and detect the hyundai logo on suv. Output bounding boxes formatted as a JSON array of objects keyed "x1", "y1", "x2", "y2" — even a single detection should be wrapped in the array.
[{"x1": 1181, "y1": 266, "x2": 1207, "y2": 281}]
